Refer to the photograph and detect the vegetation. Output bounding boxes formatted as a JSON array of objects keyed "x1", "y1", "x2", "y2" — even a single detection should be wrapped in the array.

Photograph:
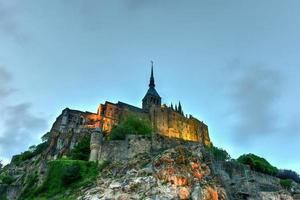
[
  {"x1": 41, "y1": 132, "x2": 51, "y2": 142},
  {"x1": 11, "y1": 142, "x2": 48, "y2": 165},
  {"x1": 237, "y1": 154, "x2": 278, "y2": 176},
  {"x1": 0, "y1": 174, "x2": 15, "y2": 185},
  {"x1": 207, "y1": 146, "x2": 231, "y2": 161},
  {"x1": 21, "y1": 160, "x2": 98, "y2": 199},
  {"x1": 19, "y1": 172, "x2": 39, "y2": 199},
  {"x1": 280, "y1": 179, "x2": 293, "y2": 190},
  {"x1": 108, "y1": 115, "x2": 152, "y2": 140},
  {"x1": 277, "y1": 169, "x2": 300, "y2": 184},
  {"x1": 70, "y1": 134, "x2": 91, "y2": 161}
]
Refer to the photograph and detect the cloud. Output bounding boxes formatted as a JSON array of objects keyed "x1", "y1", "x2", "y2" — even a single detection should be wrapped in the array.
[
  {"x1": 0, "y1": 0, "x2": 29, "y2": 43},
  {"x1": 0, "y1": 103, "x2": 48, "y2": 159},
  {"x1": 0, "y1": 66, "x2": 47, "y2": 164},
  {"x1": 225, "y1": 63, "x2": 282, "y2": 143},
  {"x1": 0, "y1": 66, "x2": 16, "y2": 99}
]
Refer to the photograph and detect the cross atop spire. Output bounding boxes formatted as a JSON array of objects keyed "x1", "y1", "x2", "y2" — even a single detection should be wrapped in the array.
[{"x1": 149, "y1": 61, "x2": 155, "y2": 88}]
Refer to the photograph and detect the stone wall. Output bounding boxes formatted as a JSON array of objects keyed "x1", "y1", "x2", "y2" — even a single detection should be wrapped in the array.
[
  {"x1": 97, "y1": 134, "x2": 200, "y2": 162},
  {"x1": 150, "y1": 105, "x2": 211, "y2": 146}
]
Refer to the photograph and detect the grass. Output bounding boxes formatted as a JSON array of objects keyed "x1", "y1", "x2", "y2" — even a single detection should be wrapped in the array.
[
  {"x1": 280, "y1": 179, "x2": 293, "y2": 190},
  {"x1": 20, "y1": 160, "x2": 99, "y2": 200}
]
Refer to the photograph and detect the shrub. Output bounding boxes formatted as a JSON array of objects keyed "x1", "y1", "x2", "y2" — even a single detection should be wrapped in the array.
[
  {"x1": 19, "y1": 172, "x2": 39, "y2": 199},
  {"x1": 277, "y1": 169, "x2": 300, "y2": 184},
  {"x1": 280, "y1": 179, "x2": 293, "y2": 190},
  {"x1": 208, "y1": 146, "x2": 231, "y2": 161},
  {"x1": 61, "y1": 164, "x2": 81, "y2": 186},
  {"x1": 70, "y1": 134, "x2": 91, "y2": 161},
  {"x1": 108, "y1": 115, "x2": 152, "y2": 140},
  {"x1": 0, "y1": 174, "x2": 15, "y2": 185},
  {"x1": 11, "y1": 142, "x2": 48, "y2": 165},
  {"x1": 32, "y1": 160, "x2": 98, "y2": 198},
  {"x1": 237, "y1": 154, "x2": 278, "y2": 176}
]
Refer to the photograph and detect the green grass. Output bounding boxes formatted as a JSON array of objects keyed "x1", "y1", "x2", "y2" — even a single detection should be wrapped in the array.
[
  {"x1": 280, "y1": 179, "x2": 293, "y2": 190},
  {"x1": 21, "y1": 160, "x2": 98, "y2": 199}
]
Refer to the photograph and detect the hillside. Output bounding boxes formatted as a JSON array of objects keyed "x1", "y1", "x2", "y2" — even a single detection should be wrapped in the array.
[{"x1": 1, "y1": 141, "x2": 300, "y2": 200}]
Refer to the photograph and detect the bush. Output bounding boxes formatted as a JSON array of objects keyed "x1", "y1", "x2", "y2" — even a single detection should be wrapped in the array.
[
  {"x1": 277, "y1": 169, "x2": 300, "y2": 184},
  {"x1": 280, "y1": 179, "x2": 293, "y2": 190},
  {"x1": 70, "y1": 134, "x2": 91, "y2": 161},
  {"x1": 19, "y1": 172, "x2": 39, "y2": 199},
  {"x1": 61, "y1": 164, "x2": 81, "y2": 186},
  {"x1": 11, "y1": 142, "x2": 48, "y2": 165},
  {"x1": 0, "y1": 174, "x2": 15, "y2": 185},
  {"x1": 237, "y1": 154, "x2": 278, "y2": 176},
  {"x1": 108, "y1": 115, "x2": 152, "y2": 140},
  {"x1": 208, "y1": 146, "x2": 231, "y2": 161},
  {"x1": 32, "y1": 160, "x2": 98, "y2": 198}
]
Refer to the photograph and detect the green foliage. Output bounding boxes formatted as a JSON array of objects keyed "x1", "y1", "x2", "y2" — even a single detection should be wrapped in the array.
[
  {"x1": 208, "y1": 146, "x2": 231, "y2": 161},
  {"x1": 11, "y1": 142, "x2": 48, "y2": 165},
  {"x1": 108, "y1": 115, "x2": 152, "y2": 140},
  {"x1": 61, "y1": 164, "x2": 81, "y2": 186},
  {"x1": 0, "y1": 174, "x2": 15, "y2": 185},
  {"x1": 280, "y1": 179, "x2": 293, "y2": 190},
  {"x1": 27, "y1": 160, "x2": 98, "y2": 199},
  {"x1": 19, "y1": 172, "x2": 39, "y2": 199},
  {"x1": 237, "y1": 154, "x2": 278, "y2": 176},
  {"x1": 41, "y1": 132, "x2": 51, "y2": 142},
  {"x1": 70, "y1": 134, "x2": 91, "y2": 161}
]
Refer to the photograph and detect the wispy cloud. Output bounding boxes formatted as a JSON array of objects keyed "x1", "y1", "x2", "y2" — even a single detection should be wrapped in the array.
[
  {"x1": 0, "y1": 0, "x2": 29, "y2": 43},
  {"x1": 228, "y1": 64, "x2": 282, "y2": 142},
  {"x1": 0, "y1": 66, "x2": 47, "y2": 164}
]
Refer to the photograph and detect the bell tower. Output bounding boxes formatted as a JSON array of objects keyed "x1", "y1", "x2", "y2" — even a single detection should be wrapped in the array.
[{"x1": 142, "y1": 61, "x2": 161, "y2": 111}]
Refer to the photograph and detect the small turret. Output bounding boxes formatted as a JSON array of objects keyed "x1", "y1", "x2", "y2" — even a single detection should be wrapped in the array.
[{"x1": 89, "y1": 124, "x2": 103, "y2": 162}]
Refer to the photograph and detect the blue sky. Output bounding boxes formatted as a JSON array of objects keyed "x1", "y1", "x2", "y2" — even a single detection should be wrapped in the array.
[{"x1": 0, "y1": 0, "x2": 299, "y2": 173}]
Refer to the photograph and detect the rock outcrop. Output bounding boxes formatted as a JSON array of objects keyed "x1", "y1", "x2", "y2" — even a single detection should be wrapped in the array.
[{"x1": 76, "y1": 145, "x2": 299, "y2": 200}]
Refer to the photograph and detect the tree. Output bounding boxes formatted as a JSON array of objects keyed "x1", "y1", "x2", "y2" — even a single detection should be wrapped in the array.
[
  {"x1": 108, "y1": 115, "x2": 152, "y2": 140},
  {"x1": 208, "y1": 146, "x2": 231, "y2": 161},
  {"x1": 237, "y1": 154, "x2": 278, "y2": 176},
  {"x1": 41, "y1": 132, "x2": 51, "y2": 142},
  {"x1": 70, "y1": 134, "x2": 91, "y2": 161},
  {"x1": 0, "y1": 160, "x2": 3, "y2": 170},
  {"x1": 277, "y1": 169, "x2": 300, "y2": 183}
]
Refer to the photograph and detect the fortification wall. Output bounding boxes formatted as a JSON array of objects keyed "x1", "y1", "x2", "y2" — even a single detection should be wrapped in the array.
[
  {"x1": 97, "y1": 134, "x2": 200, "y2": 162},
  {"x1": 150, "y1": 106, "x2": 211, "y2": 145}
]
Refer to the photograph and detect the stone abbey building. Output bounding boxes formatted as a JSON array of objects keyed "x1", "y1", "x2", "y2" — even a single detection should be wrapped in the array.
[{"x1": 51, "y1": 65, "x2": 211, "y2": 150}]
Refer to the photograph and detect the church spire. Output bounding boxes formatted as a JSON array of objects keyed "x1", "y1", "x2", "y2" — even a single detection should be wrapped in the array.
[{"x1": 149, "y1": 61, "x2": 155, "y2": 88}]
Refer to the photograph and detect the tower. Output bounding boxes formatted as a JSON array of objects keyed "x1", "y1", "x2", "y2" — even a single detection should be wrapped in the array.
[
  {"x1": 89, "y1": 124, "x2": 103, "y2": 162},
  {"x1": 142, "y1": 62, "x2": 161, "y2": 111}
]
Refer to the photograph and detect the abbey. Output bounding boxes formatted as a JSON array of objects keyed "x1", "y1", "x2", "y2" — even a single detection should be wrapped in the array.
[{"x1": 50, "y1": 64, "x2": 211, "y2": 160}]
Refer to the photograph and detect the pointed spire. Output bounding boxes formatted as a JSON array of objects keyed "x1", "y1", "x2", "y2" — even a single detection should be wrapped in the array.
[
  {"x1": 178, "y1": 101, "x2": 182, "y2": 115},
  {"x1": 149, "y1": 61, "x2": 155, "y2": 88}
]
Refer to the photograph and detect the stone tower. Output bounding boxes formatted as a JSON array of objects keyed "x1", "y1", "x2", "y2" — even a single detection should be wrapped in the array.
[
  {"x1": 142, "y1": 62, "x2": 161, "y2": 111},
  {"x1": 89, "y1": 126, "x2": 103, "y2": 162}
]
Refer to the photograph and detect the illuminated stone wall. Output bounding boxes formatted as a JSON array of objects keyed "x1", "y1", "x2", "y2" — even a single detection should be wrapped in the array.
[
  {"x1": 51, "y1": 101, "x2": 212, "y2": 147},
  {"x1": 149, "y1": 105, "x2": 211, "y2": 146}
]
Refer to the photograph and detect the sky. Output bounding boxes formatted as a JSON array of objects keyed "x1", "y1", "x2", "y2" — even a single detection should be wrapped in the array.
[{"x1": 0, "y1": 0, "x2": 299, "y2": 173}]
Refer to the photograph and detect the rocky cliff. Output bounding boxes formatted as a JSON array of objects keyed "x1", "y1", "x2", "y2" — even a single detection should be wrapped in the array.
[
  {"x1": 1, "y1": 136, "x2": 299, "y2": 200},
  {"x1": 76, "y1": 145, "x2": 300, "y2": 200}
]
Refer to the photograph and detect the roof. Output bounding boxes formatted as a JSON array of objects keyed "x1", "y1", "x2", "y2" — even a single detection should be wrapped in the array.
[
  {"x1": 144, "y1": 87, "x2": 161, "y2": 98},
  {"x1": 117, "y1": 101, "x2": 147, "y2": 113}
]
